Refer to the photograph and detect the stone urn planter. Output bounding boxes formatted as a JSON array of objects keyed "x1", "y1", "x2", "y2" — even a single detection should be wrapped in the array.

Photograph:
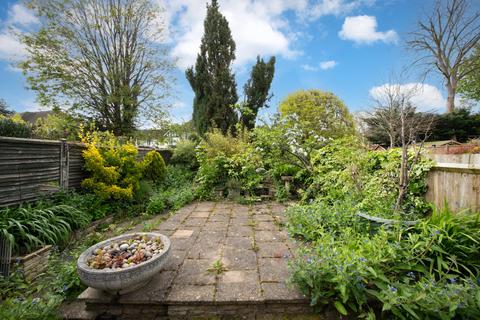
[{"x1": 77, "y1": 232, "x2": 171, "y2": 295}]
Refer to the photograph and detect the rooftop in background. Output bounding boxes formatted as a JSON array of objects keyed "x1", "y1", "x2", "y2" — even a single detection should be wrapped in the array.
[{"x1": 20, "y1": 111, "x2": 53, "y2": 124}]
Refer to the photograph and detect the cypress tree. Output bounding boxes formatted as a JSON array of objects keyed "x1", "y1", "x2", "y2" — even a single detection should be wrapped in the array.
[
  {"x1": 241, "y1": 56, "x2": 276, "y2": 130},
  {"x1": 186, "y1": 0, "x2": 238, "y2": 136}
]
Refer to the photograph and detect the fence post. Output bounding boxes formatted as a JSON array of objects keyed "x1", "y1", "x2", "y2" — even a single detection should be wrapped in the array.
[{"x1": 59, "y1": 139, "x2": 69, "y2": 189}]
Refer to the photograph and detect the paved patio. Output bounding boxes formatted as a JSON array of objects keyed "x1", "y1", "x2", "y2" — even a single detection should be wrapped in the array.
[{"x1": 71, "y1": 201, "x2": 322, "y2": 319}]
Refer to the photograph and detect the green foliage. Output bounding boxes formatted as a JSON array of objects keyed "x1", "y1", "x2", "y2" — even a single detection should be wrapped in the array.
[
  {"x1": 141, "y1": 150, "x2": 166, "y2": 183},
  {"x1": 195, "y1": 131, "x2": 265, "y2": 199},
  {"x1": 0, "y1": 204, "x2": 90, "y2": 254},
  {"x1": 306, "y1": 138, "x2": 432, "y2": 219},
  {"x1": 0, "y1": 230, "x2": 105, "y2": 319},
  {"x1": 134, "y1": 180, "x2": 155, "y2": 204},
  {"x1": 0, "y1": 115, "x2": 32, "y2": 138},
  {"x1": 458, "y1": 46, "x2": 480, "y2": 102},
  {"x1": 171, "y1": 140, "x2": 199, "y2": 169},
  {"x1": 287, "y1": 202, "x2": 480, "y2": 319},
  {"x1": 240, "y1": 56, "x2": 276, "y2": 130},
  {"x1": 429, "y1": 108, "x2": 480, "y2": 143},
  {"x1": 52, "y1": 191, "x2": 111, "y2": 221},
  {"x1": 0, "y1": 98, "x2": 13, "y2": 117},
  {"x1": 146, "y1": 166, "x2": 196, "y2": 214},
  {"x1": 21, "y1": 0, "x2": 174, "y2": 136},
  {"x1": 33, "y1": 111, "x2": 81, "y2": 141},
  {"x1": 279, "y1": 90, "x2": 356, "y2": 146},
  {"x1": 186, "y1": 0, "x2": 238, "y2": 136},
  {"x1": 0, "y1": 294, "x2": 62, "y2": 320},
  {"x1": 81, "y1": 130, "x2": 142, "y2": 200}
]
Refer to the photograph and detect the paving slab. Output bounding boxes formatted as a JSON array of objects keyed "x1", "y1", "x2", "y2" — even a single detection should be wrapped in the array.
[
  {"x1": 216, "y1": 270, "x2": 261, "y2": 302},
  {"x1": 259, "y1": 258, "x2": 290, "y2": 282},
  {"x1": 174, "y1": 259, "x2": 217, "y2": 285},
  {"x1": 72, "y1": 201, "x2": 314, "y2": 319}
]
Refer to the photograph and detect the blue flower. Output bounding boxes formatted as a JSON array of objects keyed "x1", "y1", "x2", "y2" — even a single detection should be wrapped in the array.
[
  {"x1": 359, "y1": 257, "x2": 367, "y2": 262},
  {"x1": 407, "y1": 272, "x2": 415, "y2": 279},
  {"x1": 356, "y1": 283, "x2": 365, "y2": 289},
  {"x1": 448, "y1": 278, "x2": 457, "y2": 284},
  {"x1": 388, "y1": 285, "x2": 398, "y2": 293},
  {"x1": 430, "y1": 230, "x2": 441, "y2": 237}
]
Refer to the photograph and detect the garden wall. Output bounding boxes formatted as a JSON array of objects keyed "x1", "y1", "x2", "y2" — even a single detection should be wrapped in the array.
[
  {"x1": 426, "y1": 153, "x2": 480, "y2": 212},
  {"x1": 0, "y1": 136, "x2": 172, "y2": 207}
]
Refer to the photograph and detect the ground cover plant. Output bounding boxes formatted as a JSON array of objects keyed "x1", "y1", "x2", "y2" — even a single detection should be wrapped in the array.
[
  {"x1": 0, "y1": 203, "x2": 175, "y2": 319},
  {"x1": 146, "y1": 165, "x2": 196, "y2": 214},
  {"x1": 287, "y1": 198, "x2": 480, "y2": 319}
]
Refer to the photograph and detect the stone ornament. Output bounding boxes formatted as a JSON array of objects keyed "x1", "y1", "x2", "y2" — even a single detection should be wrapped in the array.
[{"x1": 77, "y1": 232, "x2": 171, "y2": 295}]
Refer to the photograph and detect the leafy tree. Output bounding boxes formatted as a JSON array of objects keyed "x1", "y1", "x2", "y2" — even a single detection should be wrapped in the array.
[
  {"x1": 0, "y1": 99, "x2": 13, "y2": 117},
  {"x1": 458, "y1": 46, "x2": 480, "y2": 102},
  {"x1": 279, "y1": 90, "x2": 355, "y2": 144},
  {"x1": 240, "y1": 56, "x2": 276, "y2": 130},
  {"x1": 33, "y1": 111, "x2": 83, "y2": 140},
  {"x1": 21, "y1": 0, "x2": 174, "y2": 136},
  {"x1": 0, "y1": 113, "x2": 32, "y2": 138},
  {"x1": 186, "y1": 0, "x2": 238, "y2": 136}
]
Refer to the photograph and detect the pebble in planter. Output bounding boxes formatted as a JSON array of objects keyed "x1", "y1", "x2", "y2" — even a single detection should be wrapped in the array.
[
  {"x1": 77, "y1": 233, "x2": 171, "y2": 295},
  {"x1": 88, "y1": 235, "x2": 164, "y2": 269}
]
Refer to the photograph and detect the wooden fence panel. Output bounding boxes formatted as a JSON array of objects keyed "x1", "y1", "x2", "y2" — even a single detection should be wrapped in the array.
[
  {"x1": 426, "y1": 154, "x2": 480, "y2": 212},
  {"x1": 0, "y1": 137, "x2": 172, "y2": 207},
  {"x1": 0, "y1": 137, "x2": 62, "y2": 206}
]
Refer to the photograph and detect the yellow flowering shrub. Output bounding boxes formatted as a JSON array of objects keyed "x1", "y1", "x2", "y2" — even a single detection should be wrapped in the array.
[
  {"x1": 80, "y1": 130, "x2": 141, "y2": 200},
  {"x1": 141, "y1": 150, "x2": 166, "y2": 183}
]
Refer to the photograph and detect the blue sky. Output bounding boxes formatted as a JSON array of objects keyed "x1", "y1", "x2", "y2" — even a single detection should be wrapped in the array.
[{"x1": 0, "y1": 0, "x2": 456, "y2": 124}]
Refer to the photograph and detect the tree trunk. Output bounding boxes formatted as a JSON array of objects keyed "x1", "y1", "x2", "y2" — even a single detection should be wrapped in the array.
[{"x1": 446, "y1": 82, "x2": 456, "y2": 113}]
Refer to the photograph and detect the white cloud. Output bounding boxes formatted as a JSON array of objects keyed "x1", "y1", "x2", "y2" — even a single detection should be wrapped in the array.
[
  {"x1": 319, "y1": 60, "x2": 337, "y2": 70},
  {"x1": 8, "y1": 4, "x2": 39, "y2": 27},
  {"x1": 302, "y1": 60, "x2": 338, "y2": 71},
  {"x1": 161, "y1": 0, "x2": 375, "y2": 69},
  {"x1": 339, "y1": 15, "x2": 398, "y2": 44},
  {"x1": 0, "y1": 31, "x2": 27, "y2": 61},
  {"x1": 306, "y1": 0, "x2": 375, "y2": 20},
  {"x1": 0, "y1": 3, "x2": 39, "y2": 63},
  {"x1": 369, "y1": 83, "x2": 445, "y2": 111}
]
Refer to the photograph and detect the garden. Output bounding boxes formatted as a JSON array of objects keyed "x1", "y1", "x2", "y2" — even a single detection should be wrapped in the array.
[
  {"x1": 0, "y1": 0, "x2": 480, "y2": 319},
  {"x1": 1, "y1": 88, "x2": 480, "y2": 319}
]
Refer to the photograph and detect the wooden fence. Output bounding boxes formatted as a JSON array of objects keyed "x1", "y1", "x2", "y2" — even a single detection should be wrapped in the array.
[
  {"x1": 0, "y1": 137, "x2": 171, "y2": 207},
  {"x1": 426, "y1": 154, "x2": 480, "y2": 212}
]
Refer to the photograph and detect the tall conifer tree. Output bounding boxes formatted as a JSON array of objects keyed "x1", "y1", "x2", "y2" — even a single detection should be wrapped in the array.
[
  {"x1": 186, "y1": 0, "x2": 238, "y2": 136},
  {"x1": 240, "y1": 56, "x2": 276, "y2": 130}
]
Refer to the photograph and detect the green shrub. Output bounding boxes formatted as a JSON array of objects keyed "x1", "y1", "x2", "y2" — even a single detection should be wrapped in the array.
[
  {"x1": 195, "y1": 131, "x2": 265, "y2": 199},
  {"x1": 146, "y1": 166, "x2": 196, "y2": 214},
  {"x1": 142, "y1": 150, "x2": 166, "y2": 183},
  {"x1": 305, "y1": 138, "x2": 433, "y2": 219},
  {"x1": 52, "y1": 191, "x2": 111, "y2": 220},
  {"x1": 80, "y1": 130, "x2": 142, "y2": 200},
  {"x1": 171, "y1": 140, "x2": 198, "y2": 169},
  {"x1": 134, "y1": 180, "x2": 155, "y2": 204},
  {"x1": 146, "y1": 193, "x2": 168, "y2": 214},
  {"x1": 287, "y1": 201, "x2": 480, "y2": 319},
  {"x1": 0, "y1": 116, "x2": 32, "y2": 138}
]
